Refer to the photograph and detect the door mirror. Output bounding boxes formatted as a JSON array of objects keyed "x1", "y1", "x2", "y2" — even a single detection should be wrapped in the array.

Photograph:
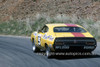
[
  {"x1": 38, "y1": 30, "x2": 45, "y2": 33},
  {"x1": 41, "y1": 30, "x2": 44, "y2": 33}
]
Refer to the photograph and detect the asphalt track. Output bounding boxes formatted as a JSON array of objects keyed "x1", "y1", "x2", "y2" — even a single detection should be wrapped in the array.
[{"x1": 0, "y1": 36, "x2": 100, "y2": 67}]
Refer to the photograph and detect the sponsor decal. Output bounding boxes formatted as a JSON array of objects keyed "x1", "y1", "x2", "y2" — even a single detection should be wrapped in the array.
[
  {"x1": 49, "y1": 36, "x2": 54, "y2": 41},
  {"x1": 43, "y1": 34, "x2": 48, "y2": 39},
  {"x1": 65, "y1": 24, "x2": 78, "y2": 27},
  {"x1": 34, "y1": 32, "x2": 37, "y2": 36},
  {"x1": 48, "y1": 35, "x2": 51, "y2": 38},
  {"x1": 43, "y1": 34, "x2": 54, "y2": 41}
]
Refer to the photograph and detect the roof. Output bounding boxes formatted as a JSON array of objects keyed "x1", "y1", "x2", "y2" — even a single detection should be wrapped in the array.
[{"x1": 46, "y1": 24, "x2": 81, "y2": 27}]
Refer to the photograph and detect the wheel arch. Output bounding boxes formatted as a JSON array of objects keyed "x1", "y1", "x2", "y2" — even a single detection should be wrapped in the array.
[{"x1": 45, "y1": 43, "x2": 48, "y2": 48}]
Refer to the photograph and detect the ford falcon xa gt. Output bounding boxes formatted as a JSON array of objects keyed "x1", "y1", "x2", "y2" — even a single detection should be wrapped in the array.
[{"x1": 31, "y1": 24, "x2": 97, "y2": 58}]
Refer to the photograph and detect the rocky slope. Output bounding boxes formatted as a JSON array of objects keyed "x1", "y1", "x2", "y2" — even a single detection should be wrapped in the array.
[{"x1": 0, "y1": 0, "x2": 100, "y2": 21}]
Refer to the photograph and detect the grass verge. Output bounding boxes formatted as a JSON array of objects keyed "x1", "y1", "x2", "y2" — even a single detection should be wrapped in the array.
[{"x1": 0, "y1": 15, "x2": 100, "y2": 41}]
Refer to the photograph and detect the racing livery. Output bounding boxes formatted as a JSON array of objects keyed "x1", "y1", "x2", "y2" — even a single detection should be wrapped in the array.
[{"x1": 31, "y1": 24, "x2": 97, "y2": 57}]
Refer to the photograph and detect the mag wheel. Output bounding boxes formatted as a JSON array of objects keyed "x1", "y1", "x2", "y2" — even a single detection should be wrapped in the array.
[
  {"x1": 32, "y1": 40, "x2": 40, "y2": 52},
  {"x1": 46, "y1": 45, "x2": 52, "y2": 58}
]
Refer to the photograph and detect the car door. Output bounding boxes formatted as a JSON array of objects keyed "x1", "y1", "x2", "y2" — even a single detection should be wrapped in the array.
[{"x1": 37, "y1": 25, "x2": 49, "y2": 47}]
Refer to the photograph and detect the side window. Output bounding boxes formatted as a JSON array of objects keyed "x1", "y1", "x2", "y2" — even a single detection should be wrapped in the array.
[{"x1": 42, "y1": 26, "x2": 48, "y2": 33}]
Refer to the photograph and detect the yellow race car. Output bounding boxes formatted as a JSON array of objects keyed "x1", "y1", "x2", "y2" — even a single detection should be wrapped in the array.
[{"x1": 31, "y1": 24, "x2": 97, "y2": 57}]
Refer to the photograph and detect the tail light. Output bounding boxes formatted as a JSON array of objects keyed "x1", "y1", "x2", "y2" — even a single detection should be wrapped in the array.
[
  {"x1": 86, "y1": 42, "x2": 95, "y2": 45},
  {"x1": 55, "y1": 42, "x2": 63, "y2": 45}
]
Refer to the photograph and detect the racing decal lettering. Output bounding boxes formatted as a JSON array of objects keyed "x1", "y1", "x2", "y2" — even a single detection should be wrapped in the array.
[
  {"x1": 34, "y1": 32, "x2": 37, "y2": 36},
  {"x1": 72, "y1": 33, "x2": 85, "y2": 37},
  {"x1": 43, "y1": 34, "x2": 48, "y2": 39},
  {"x1": 48, "y1": 35, "x2": 51, "y2": 38},
  {"x1": 65, "y1": 24, "x2": 78, "y2": 27},
  {"x1": 43, "y1": 34, "x2": 54, "y2": 41},
  {"x1": 49, "y1": 37, "x2": 54, "y2": 41},
  {"x1": 49, "y1": 36, "x2": 54, "y2": 41}
]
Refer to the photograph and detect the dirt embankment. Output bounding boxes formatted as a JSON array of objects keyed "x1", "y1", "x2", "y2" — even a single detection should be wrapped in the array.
[{"x1": 0, "y1": 0, "x2": 100, "y2": 21}]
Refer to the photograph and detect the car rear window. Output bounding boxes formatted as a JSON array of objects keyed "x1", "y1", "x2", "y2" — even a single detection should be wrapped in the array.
[{"x1": 54, "y1": 27, "x2": 87, "y2": 33}]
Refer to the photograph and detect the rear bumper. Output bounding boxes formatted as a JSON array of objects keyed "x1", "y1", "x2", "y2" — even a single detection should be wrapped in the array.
[
  {"x1": 53, "y1": 37, "x2": 97, "y2": 52},
  {"x1": 53, "y1": 45, "x2": 97, "y2": 52}
]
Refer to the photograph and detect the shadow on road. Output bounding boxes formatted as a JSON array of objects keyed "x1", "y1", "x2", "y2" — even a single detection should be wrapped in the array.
[{"x1": 49, "y1": 54, "x2": 100, "y2": 60}]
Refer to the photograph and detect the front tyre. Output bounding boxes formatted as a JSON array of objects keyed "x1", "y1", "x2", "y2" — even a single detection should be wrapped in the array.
[{"x1": 32, "y1": 40, "x2": 40, "y2": 52}]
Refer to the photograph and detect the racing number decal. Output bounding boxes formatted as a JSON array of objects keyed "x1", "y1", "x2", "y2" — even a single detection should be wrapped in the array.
[{"x1": 38, "y1": 34, "x2": 41, "y2": 46}]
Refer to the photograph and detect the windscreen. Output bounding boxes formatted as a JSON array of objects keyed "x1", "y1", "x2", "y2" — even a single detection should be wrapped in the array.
[{"x1": 54, "y1": 27, "x2": 87, "y2": 33}]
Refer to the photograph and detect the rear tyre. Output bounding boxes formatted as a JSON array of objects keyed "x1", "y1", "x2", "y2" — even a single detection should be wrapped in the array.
[
  {"x1": 32, "y1": 40, "x2": 40, "y2": 52},
  {"x1": 46, "y1": 45, "x2": 52, "y2": 58}
]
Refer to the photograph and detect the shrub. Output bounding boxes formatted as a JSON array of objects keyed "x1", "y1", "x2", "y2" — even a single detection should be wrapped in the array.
[{"x1": 0, "y1": 15, "x2": 99, "y2": 41}]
